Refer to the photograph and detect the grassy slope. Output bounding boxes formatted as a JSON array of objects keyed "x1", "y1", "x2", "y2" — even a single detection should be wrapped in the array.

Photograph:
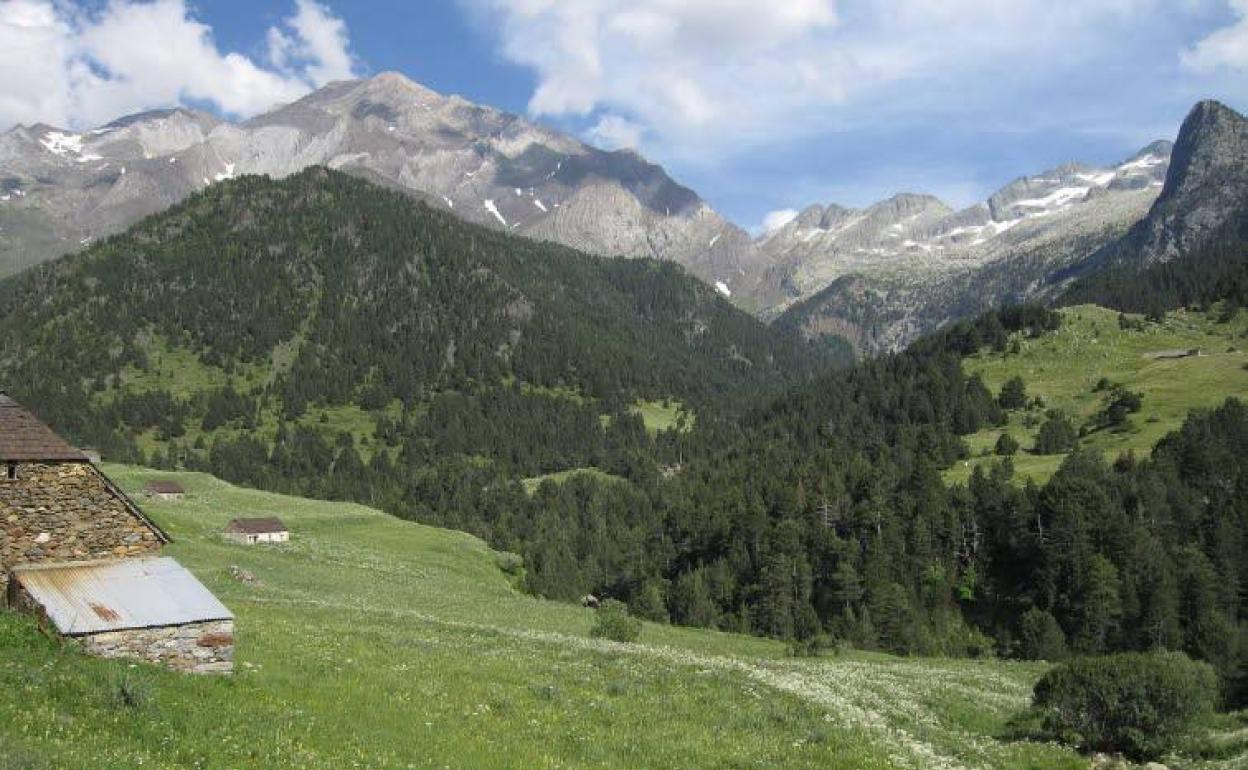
[
  {"x1": 630, "y1": 399, "x2": 693, "y2": 434},
  {"x1": 946, "y1": 304, "x2": 1248, "y2": 486},
  {"x1": 0, "y1": 466, "x2": 1112, "y2": 770}
]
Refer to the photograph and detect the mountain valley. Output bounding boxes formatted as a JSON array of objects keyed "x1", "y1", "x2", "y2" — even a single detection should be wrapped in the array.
[{"x1": 2, "y1": 44, "x2": 1248, "y2": 770}]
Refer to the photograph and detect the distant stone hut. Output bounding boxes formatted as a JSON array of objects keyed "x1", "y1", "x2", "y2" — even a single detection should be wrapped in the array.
[
  {"x1": 144, "y1": 480, "x2": 186, "y2": 500},
  {"x1": 8, "y1": 558, "x2": 234, "y2": 674},
  {"x1": 224, "y1": 517, "x2": 289, "y2": 545},
  {"x1": 1, "y1": 393, "x2": 233, "y2": 674}
]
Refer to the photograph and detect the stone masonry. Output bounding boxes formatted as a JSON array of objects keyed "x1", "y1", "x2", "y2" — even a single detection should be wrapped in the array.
[
  {"x1": 6, "y1": 578, "x2": 234, "y2": 674},
  {"x1": 78, "y1": 620, "x2": 235, "y2": 675},
  {"x1": 0, "y1": 462, "x2": 164, "y2": 600}
]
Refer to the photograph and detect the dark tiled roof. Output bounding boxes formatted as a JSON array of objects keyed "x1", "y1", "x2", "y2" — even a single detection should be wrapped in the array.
[
  {"x1": 144, "y1": 480, "x2": 186, "y2": 494},
  {"x1": 0, "y1": 394, "x2": 88, "y2": 462},
  {"x1": 225, "y1": 517, "x2": 288, "y2": 534}
]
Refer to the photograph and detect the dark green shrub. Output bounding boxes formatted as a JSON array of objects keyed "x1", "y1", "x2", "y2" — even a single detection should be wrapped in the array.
[
  {"x1": 629, "y1": 579, "x2": 670, "y2": 623},
  {"x1": 494, "y1": 551, "x2": 524, "y2": 577},
  {"x1": 590, "y1": 599, "x2": 642, "y2": 643},
  {"x1": 994, "y1": 433, "x2": 1020, "y2": 456},
  {"x1": 1034, "y1": 412, "x2": 1077, "y2": 454},
  {"x1": 998, "y1": 376, "x2": 1028, "y2": 410},
  {"x1": 1017, "y1": 607, "x2": 1067, "y2": 661},
  {"x1": 1028, "y1": 651, "x2": 1218, "y2": 760}
]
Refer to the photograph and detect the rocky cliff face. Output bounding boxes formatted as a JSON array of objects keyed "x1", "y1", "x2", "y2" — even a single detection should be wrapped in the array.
[
  {"x1": 1075, "y1": 101, "x2": 1248, "y2": 274},
  {"x1": 0, "y1": 72, "x2": 753, "y2": 286}
]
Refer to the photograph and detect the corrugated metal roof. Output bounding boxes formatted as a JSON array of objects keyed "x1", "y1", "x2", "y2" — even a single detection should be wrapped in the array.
[{"x1": 12, "y1": 558, "x2": 233, "y2": 636}]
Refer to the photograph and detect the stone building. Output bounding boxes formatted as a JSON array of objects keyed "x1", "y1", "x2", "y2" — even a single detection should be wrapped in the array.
[
  {"x1": 224, "y1": 517, "x2": 290, "y2": 545},
  {"x1": 8, "y1": 557, "x2": 234, "y2": 674},
  {"x1": 1, "y1": 394, "x2": 234, "y2": 674},
  {"x1": 144, "y1": 480, "x2": 186, "y2": 500},
  {"x1": 0, "y1": 393, "x2": 169, "y2": 598}
]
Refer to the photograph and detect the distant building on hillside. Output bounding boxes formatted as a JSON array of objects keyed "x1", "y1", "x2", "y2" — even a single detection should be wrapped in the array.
[
  {"x1": 0, "y1": 393, "x2": 233, "y2": 674},
  {"x1": 8, "y1": 558, "x2": 235, "y2": 674},
  {"x1": 144, "y1": 479, "x2": 186, "y2": 500},
  {"x1": 223, "y1": 517, "x2": 289, "y2": 545}
]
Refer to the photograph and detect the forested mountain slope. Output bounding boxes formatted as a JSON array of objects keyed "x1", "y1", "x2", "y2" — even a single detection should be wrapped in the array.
[{"x1": 0, "y1": 166, "x2": 834, "y2": 448}]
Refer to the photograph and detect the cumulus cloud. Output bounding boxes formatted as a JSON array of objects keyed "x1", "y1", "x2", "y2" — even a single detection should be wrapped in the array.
[
  {"x1": 586, "y1": 114, "x2": 645, "y2": 150},
  {"x1": 1183, "y1": 0, "x2": 1248, "y2": 72},
  {"x1": 0, "y1": 0, "x2": 359, "y2": 130},
  {"x1": 463, "y1": 0, "x2": 1171, "y2": 158},
  {"x1": 761, "y1": 208, "x2": 799, "y2": 234}
]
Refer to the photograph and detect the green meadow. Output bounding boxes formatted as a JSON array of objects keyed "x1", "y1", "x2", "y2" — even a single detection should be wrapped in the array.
[
  {"x1": 946, "y1": 304, "x2": 1248, "y2": 486},
  {"x1": 1, "y1": 468, "x2": 1243, "y2": 769}
]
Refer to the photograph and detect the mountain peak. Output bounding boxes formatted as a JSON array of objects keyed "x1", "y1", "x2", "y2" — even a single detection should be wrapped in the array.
[
  {"x1": 1162, "y1": 99, "x2": 1247, "y2": 205},
  {"x1": 360, "y1": 71, "x2": 442, "y2": 99},
  {"x1": 1131, "y1": 139, "x2": 1174, "y2": 160},
  {"x1": 1187, "y1": 99, "x2": 1242, "y2": 123}
]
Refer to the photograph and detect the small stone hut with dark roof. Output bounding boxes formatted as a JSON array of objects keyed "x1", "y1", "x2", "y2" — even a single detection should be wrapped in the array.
[
  {"x1": 0, "y1": 394, "x2": 169, "y2": 598},
  {"x1": 144, "y1": 479, "x2": 186, "y2": 500},
  {"x1": 224, "y1": 517, "x2": 289, "y2": 545}
]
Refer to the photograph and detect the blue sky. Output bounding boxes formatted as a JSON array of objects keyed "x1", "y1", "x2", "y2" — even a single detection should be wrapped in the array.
[{"x1": 1, "y1": 1, "x2": 1246, "y2": 231}]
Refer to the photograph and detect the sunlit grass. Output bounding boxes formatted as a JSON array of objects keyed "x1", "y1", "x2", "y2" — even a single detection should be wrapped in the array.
[
  {"x1": 946, "y1": 304, "x2": 1248, "y2": 486},
  {"x1": 3, "y1": 466, "x2": 1239, "y2": 768}
]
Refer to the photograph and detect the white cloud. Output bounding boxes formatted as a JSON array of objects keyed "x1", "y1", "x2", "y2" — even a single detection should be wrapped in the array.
[
  {"x1": 0, "y1": 0, "x2": 360, "y2": 130},
  {"x1": 761, "y1": 208, "x2": 798, "y2": 234},
  {"x1": 463, "y1": 0, "x2": 1168, "y2": 160},
  {"x1": 586, "y1": 115, "x2": 644, "y2": 150},
  {"x1": 268, "y1": 0, "x2": 357, "y2": 85},
  {"x1": 1183, "y1": 0, "x2": 1248, "y2": 72}
]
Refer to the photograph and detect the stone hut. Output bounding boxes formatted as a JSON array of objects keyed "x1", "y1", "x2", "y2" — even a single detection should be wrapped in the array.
[
  {"x1": 7, "y1": 557, "x2": 234, "y2": 674},
  {"x1": 144, "y1": 480, "x2": 186, "y2": 500},
  {"x1": 1, "y1": 394, "x2": 234, "y2": 674},
  {"x1": 224, "y1": 517, "x2": 289, "y2": 545},
  {"x1": 0, "y1": 393, "x2": 169, "y2": 599}
]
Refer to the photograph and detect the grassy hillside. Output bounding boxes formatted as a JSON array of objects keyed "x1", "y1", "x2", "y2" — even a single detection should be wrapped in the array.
[
  {"x1": 0, "y1": 466, "x2": 1155, "y2": 770},
  {"x1": 946, "y1": 304, "x2": 1248, "y2": 485}
]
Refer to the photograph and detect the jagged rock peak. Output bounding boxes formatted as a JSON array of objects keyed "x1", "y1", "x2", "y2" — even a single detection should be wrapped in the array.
[{"x1": 1162, "y1": 99, "x2": 1248, "y2": 203}]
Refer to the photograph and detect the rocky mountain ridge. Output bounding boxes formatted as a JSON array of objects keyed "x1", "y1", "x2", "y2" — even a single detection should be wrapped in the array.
[
  {"x1": 755, "y1": 142, "x2": 1172, "y2": 333},
  {"x1": 777, "y1": 100, "x2": 1248, "y2": 353},
  {"x1": 2, "y1": 76, "x2": 1242, "y2": 357},
  {"x1": 0, "y1": 72, "x2": 755, "y2": 286}
]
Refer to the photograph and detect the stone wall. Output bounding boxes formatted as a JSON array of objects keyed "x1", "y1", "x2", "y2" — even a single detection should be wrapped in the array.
[
  {"x1": 0, "y1": 462, "x2": 163, "y2": 599},
  {"x1": 7, "y1": 583, "x2": 234, "y2": 674},
  {"x1": 78, "y1": 620, "x2": 235, "y2": 675}
]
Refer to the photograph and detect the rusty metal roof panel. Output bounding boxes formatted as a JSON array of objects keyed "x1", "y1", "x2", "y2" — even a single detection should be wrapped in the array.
[{"x1": 12, "y1": 557, "x2": 233, "y2": 636}]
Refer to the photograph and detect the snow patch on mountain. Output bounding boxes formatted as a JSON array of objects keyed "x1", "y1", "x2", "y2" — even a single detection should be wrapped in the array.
[{"x1": 484, "y1": 199, "x2": 507, "y2": 226}]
